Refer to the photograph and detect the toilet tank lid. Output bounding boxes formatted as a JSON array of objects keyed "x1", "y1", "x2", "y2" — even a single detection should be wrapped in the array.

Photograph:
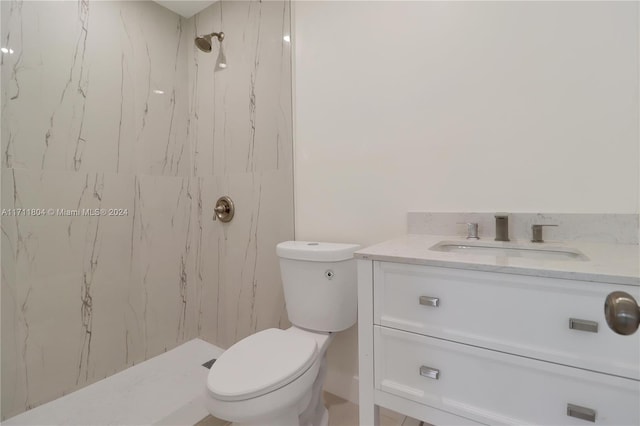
[{"x1": 276, "y1": 241, "x2": 360, "y2": 262}]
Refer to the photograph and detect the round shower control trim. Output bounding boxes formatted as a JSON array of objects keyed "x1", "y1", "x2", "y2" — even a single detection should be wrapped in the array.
[{"x1": 213, "y1": 196, "x2": 235, "y2": 222}]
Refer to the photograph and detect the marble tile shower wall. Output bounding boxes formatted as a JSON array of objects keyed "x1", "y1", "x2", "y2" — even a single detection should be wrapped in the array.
[
  {"x1": 187, "y1": 0, "x2": 293, "y2": 350},
  {"x1": 1, "y1": 0, "x2": 293, "y2": 419},
  {"x1": 187, "y1": 0, "x2": 293, "y2": 349}
]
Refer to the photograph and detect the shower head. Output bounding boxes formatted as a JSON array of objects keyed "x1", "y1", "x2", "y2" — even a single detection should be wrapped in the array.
[
  {"x1": 195, "y1": 32, "x2": 224, "y2": 53},
  {"x1": 195, "y1": 35, "x2": 212, "y2": 52}
]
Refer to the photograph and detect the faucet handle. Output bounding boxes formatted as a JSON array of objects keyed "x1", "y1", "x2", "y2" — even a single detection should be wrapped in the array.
[
  {"x1": 494, "y1": 214, "x2": 510, "y2": 242},
  {"x1": 457, "y1": 222, "x2": 479, "y2": 240},
  {"x1": 531, "y1": 224, "x2": 558, "y2": 243}
]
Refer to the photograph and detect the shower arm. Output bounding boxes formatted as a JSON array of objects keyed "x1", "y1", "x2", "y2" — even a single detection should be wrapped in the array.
[{"x1": 208, "y1": 32, "x2": 224, "y2": 42}]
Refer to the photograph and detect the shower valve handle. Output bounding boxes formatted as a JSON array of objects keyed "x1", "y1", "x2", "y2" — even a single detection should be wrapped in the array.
[{"x1": 213, "y1": 196, "x2": 235, "y2": 223}]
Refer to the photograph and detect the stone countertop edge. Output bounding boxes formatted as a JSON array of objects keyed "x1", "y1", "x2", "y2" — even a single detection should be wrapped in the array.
[{"x1": 354, "y1": 234, "x2": 640, "y2": 286}]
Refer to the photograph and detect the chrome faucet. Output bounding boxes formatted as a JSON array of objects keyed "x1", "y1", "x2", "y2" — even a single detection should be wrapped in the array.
[
  {"x1": 494, "y1": 214, "x2": 509, "y2": 242},
  {"x1": 531, "y1": 224, "x2": 557, "y2": 243},
  {"x1": 458, "y1": 222, "x2": 479, "y2": 240}
]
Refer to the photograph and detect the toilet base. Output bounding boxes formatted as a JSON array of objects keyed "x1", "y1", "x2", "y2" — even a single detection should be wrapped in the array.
[
  {"x1": 207, "y1": 329, "x2": 335, "y2": 426},
  {"x1": 228, "y1": 358, "x2": 330, "y2": 426},
  {"x1": 318, "y1": 407, "x2": 329, "y2": 426},
  {"x1": 228, "y1": 402, "x2": 329, "y2": 426},
  {"x1": 231, "y1": 409, "x2": 300, "y2": 426},
  {"x1": 299, "y1": 355, "x2": 328, "y2": 426},
  {"x1": 227, "y1": 401, "x2": 328, "y2": 426}
]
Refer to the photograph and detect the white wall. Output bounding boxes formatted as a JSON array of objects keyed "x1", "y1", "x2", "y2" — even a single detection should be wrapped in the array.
[
  {"x1": 293, "y1": 1, "x2": 639, "y2": 402},
  {"x1": 294, "y1": 1, "x2": 639, "y2": 247}
]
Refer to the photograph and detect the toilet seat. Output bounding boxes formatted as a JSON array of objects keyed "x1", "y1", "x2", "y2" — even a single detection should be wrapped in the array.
[{"x1": 207, "y1": 328, "x2": 318, "y2": 402}]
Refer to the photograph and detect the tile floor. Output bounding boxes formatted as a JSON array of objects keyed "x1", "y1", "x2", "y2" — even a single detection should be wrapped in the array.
[{"x1": 195, "y1": 392, "x2": 424, "y2": 426}]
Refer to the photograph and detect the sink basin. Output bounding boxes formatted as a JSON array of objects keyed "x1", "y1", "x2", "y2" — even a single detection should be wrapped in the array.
[{"x1": 430, "y1": 241, "x2": 589, "y2": 261}]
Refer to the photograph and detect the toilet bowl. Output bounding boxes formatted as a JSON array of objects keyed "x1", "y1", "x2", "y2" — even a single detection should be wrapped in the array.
[
  {"x1": 206, "y1": 327, "x2": 333, "y2": 426},
  {"x1": 205, "y1": 241, "x2": 360, "y2": 426}
]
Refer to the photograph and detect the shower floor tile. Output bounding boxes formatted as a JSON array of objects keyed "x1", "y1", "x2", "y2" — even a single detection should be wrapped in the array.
[{"x1": 4, "y1": 339, "x2": 224, "y2": 426}]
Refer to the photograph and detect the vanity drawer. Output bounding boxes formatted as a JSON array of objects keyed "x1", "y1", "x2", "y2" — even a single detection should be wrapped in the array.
[
  {"x1": 374, "y1": 326, "x2": 640, "y2": 426},
  {"x1": 373, "y1": 262, "x2": 640, "y2": 380}
]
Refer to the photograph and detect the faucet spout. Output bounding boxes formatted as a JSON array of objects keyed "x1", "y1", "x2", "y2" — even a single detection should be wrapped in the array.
[{"x1": 495, "y1": 214, "x2": 510, "y2": 242}]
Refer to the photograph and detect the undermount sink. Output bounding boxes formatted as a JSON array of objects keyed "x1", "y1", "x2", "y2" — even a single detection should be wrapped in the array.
[{"x1": 430, "y1": 241, "x2": 589, "y2": 261}]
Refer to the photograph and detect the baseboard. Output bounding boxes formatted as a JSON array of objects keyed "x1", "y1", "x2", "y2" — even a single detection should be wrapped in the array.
[{"x1": 324, "y1": 371, "x2": 360, "y2": 406}]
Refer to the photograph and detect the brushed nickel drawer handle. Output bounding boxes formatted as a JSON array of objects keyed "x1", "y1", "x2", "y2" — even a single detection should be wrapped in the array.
[
  {"x1": 419, "y1": 365, "x2": 440, "y2": 380},
  {"x1": 567, "y1": 403, "x2": 596, "y2": 422},
  {"x1": 419, "y1": 296, "x2": 439, "y2": 307},
  {"x1": 569, "y1": 318, "x2": 598, "y2": 333}
]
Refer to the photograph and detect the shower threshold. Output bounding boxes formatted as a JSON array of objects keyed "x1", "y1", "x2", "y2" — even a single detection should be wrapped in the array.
[{"x1": 4, "y1": 339, "x2": 224, "y2": 426}]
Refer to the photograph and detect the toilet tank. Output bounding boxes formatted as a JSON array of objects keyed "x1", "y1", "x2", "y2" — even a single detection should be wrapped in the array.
[{"x1": 277, "y1": 241, "x2": 360, "y2": 332}]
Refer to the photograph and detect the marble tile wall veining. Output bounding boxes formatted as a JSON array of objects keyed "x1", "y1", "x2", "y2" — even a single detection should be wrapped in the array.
[
  {"x1": 188, "y1": 1, "x2": 293, "y2": 178},
  {"x1": 192, "y1": 171, "x2": 292, "y2": 348},
  {"x1": 0, "y1": 170, "x2": 197, "y2": 418},
  {"x1": 408, "y1": 212, "x2": 639, "y2": 244},
  {"x1": 187, "y1": 0, "x2": 294, "y2": 349},
  {"x1": 1, "y1": 1, "x2": 191, "y2": 176},
  {"x1": 1, "y1": 0, "x2": 293, "y2": 419}
]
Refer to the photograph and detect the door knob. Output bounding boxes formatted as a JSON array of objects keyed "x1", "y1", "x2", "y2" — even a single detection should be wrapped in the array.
[
  {"x1": 213, "y1": 196, "x2": 235, "y2": 222},
  {"x1": 604, "y1": 291, "x2": 640, "y2": 335}
]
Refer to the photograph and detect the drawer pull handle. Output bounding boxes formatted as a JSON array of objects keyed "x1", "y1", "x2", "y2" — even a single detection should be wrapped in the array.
[
  {"x1": 569, "y1": 318, "x2": 598, "y2": 333},
  {"x1": 419, "y1": 365, "x2": 440, "y2": 380},
  {"x1": 567, "y1": 403, "x2": 596, "y2": 422},
  {"x1": 419, "y1": 296, "x2": 439, "y2": 307}
]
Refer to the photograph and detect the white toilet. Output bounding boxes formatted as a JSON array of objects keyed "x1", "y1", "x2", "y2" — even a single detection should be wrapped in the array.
[{"x1": 205, "y1": 241, "x2": 360, "y2": 426}]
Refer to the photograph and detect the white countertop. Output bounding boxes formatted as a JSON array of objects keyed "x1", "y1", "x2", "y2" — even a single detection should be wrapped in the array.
[{"x1": 355, "y1": 234, "x2": 640, "y2": 286}]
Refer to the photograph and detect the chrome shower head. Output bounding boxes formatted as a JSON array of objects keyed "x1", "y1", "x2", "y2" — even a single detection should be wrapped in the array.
[
  {"x1": 195, "y1": 32, "x2": 224, "y2": 53},
  {"x1": 195, "y1": 35, "x2": 212, "y2": 52}
]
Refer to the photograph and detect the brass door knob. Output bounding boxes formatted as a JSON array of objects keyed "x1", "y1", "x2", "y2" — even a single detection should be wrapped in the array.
[
  {"x1": 604, "y1": 291, "x2": 640, "y2": 335},
  {"x1": 213, "y1": 196, "x2": 234, "y2": 222}
]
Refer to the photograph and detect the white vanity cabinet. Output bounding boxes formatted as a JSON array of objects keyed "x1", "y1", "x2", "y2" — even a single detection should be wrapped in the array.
[{"x1": 357, "y1": 259, "x2": 640, "y2": 426}]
